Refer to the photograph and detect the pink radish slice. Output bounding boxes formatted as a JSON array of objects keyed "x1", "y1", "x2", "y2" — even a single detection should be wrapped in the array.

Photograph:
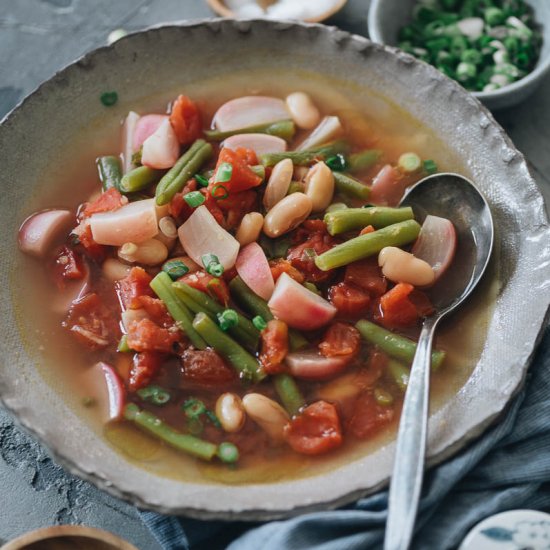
[
  {"x1": 369, "y1": 165, "x2": 408, "y2": 206},
  {"x1": 97, "y1": 362, "x2": 126, "y2": 421},
  {"x1": 412, "y1": 215, "x2": 457, "y2": 282},
  {"x1": 178, "y1": 205, "x2": 240, "y2": 270},
  {"x1": 121, "y1": 111, "x2": 141, "y2": 173},
  {"x1": 286, "y1": 350, "x2": 351, "y2": 380},
  {"x1": 18, "y1": 209, "x2": 73, "y2": 258},
  {"x1": 213, "y1": 96, "x2": 289, "y2": 132},
  {"x1": 296, "y1": 116, "x2": 343, "y2": 151},
  {"x1": 133, "y1": 114, "x2": 168, "y2": 151},
  {"x1": 141, "y1": 118, "x2": 180, "y2": 169},
  {"x1": 268, "y1": 273, "x2": 336, "y2": 330},
  {"x1": 52, "y1": 261, "x2": 91, "y2": 315},
  {"x1": 223, "y1": 133, "x2": 287, "y2": 155},
  {"x1": 90, "y1": 198, "x2": 158, "y2": 246},
  {"x1": 235, "y1": 242, "x2": 275, "y2": 301}
]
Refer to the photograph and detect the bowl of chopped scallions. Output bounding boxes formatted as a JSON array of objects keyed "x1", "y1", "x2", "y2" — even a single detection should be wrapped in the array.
[{"x1": 368, "y1": 0, "x2": 550, "y2": 110}]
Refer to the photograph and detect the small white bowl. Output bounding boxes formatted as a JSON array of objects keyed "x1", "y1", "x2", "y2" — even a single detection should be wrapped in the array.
[{"x1": 368, "y1": 0, "x2": 550, "y2": 110}]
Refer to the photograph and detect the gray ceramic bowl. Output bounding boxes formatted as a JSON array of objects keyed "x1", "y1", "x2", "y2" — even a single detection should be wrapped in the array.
[
  {"x1": 1, "y1": 19, "x2": 549, "y2": 519},
  {"x1": 368, "y1": 0, "x2": 550, "y2": 110}
]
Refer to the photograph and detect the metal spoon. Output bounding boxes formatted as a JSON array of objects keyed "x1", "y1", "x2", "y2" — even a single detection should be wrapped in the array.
[{"x1": 384, "y1": 173, "x2": 494, "y2": 550}]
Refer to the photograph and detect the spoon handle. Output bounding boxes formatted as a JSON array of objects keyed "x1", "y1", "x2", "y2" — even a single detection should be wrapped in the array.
[{"x1": 384, "y1": 315, "x2": 439, "y2": 550}]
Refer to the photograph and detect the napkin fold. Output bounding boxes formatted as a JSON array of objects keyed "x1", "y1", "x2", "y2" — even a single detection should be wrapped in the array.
[{"x1": 140, "y1": 327, "x2": 550, "y2": 550}]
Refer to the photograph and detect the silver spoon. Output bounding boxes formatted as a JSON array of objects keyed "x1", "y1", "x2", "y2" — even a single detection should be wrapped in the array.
[{"x1": 384, "y1": 173, "x2": 494, "y2": 550}]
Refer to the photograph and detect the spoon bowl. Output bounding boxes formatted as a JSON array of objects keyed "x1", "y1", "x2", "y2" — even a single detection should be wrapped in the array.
[{"x1": 384, "y1": 173, "x2": 494, "y2": 550}]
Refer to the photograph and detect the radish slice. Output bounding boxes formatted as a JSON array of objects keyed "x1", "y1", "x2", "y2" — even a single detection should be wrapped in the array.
[
  {"x1": 223, "y1": 133, "x2": 287, "y2": 156},
  {"x1": 235, "y1": 242, "x2": 275, "y2": 301},
  {"x1": 286, "y1": 350, "x2": 351, "y2": 380},
  {"x1": 412, "y1": 215, "x2": 457, "y2": 282},
  {"x1": 213, "y1": 96, "x2": 289, "y2": 132},
  {"x1": 178, "y1": 205, "x2": 240, "y2": 270},
  {"x1": 369, "y1": 165, "x2": 408, "y2": 206},
  {"x1": 268, "y1": 272, "x2": 336, "y2": 330},
  {"x1": 52, "y1": 261, "x2": 91, "y2": 315},
  {"x1": 90, "y1": 198, "x2": 159, "y2": 246},
  {"x1": 133, "y1": 114, "x2": 167, "y2": 151},
  {"x1": 97, "y1": 362, "x2": 126, "y2": 421},
  {"x1": 18, "y1": 209, "x2": 73, "y2": 258},
  {"x1": 141, "y1": 118, "x2": 180, "y2": 169},
  {"x1": 121, "y1": 111, "x2": 141, "y2": 173},
  {"x1": 296, "y1": 116, "x2": 343, "y2": 151}
]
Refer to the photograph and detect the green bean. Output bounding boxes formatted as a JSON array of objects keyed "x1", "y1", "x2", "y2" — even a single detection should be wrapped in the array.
[
  {"x1": 356, "y1": 320, "x2": 445, "y2": 370},
  {"x1": 96, "y1": 156, "x2": 122, "y2": 191},
  {"x1": 120, "y1": 165, "x2": 161, "y2": 194},
  {"x1": 333, "y1": 172, "x2": 371, "y2": 200},
  {"x1": 347, "y1": 149, "x2": 382, "y2": 174},
  {"x1": 124, "y1": 404, "x2": 217, "y2": 461},
  {"x1": 274, "y1": 374, "x2": 305, "y2": 416},
  {"x1": 172, "y1": 282, "x2": 260, "y2": 351},
  {"x1": 229, "y1": 276, "x2": 308, "y2": 351},
  {"x1": 205, "y1": 120, "x2": 296, "y2": 141},
  {"x1": 192, "y1": 312, "x2": 265, "y2": 382},
  {"x1": 117, "y1": 334, "x2": 131, "y2": 353},
  {"x1": 387, "y1": 359, "x2": 410, "y2": 392},
  {"x1": 155, "y1": 140, "x2": 213, "y2": 205},
  {"x1": 315, "y1": 219, "x2": 421, "y2": 271},
  {"x1": 260, "y1": 140, "x2": 350, "y2": 167},
  {"x1": 324, "y1": 206, "x2": 414, "y2": 235},
  {"x1": 150, "y1": 272, "x2": 207, "y2": 349}
]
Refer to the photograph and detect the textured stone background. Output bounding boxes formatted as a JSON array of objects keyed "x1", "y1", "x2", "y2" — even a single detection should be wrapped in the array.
[{"x1": 1, "y1": 0, "x2": 549, "y2": 548}]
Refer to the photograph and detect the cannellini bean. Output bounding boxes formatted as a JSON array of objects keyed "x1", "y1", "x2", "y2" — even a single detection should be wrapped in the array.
[
  {"x1": 168, "y1": 255, "x2": 201, "y2": 273},
  {"x1": 378, "y1": 246, "x2": 435, "y2": 287},
  {"x1": 215, "y1": 393, "x2": 246, "y2": 433},
  {"x1": 159, "y1": 216, "x2": 178, "y2": 239},
  {"x1": 285, "y1": 92, "x2": 321, "y2": 130},
  {"x1": 118, "y1": 238, "x2": 169, "y2": 266},
  {"x1": 263, "y1": 158, "x2": 293, "y2": 211},
  {"x1": 236, "y1": 212, "x2": 264, "y2": 246},
  {"x1": 304, "y1": 161, "x2": 334, "y2": 212},
  {"x1": 263, "y1": 193, "x2": 312, "y2": 238},
  {"x1": 242, "y1": 393, "x2": 289, "y2": 442},
  {"x1": 102, "y1": 258, "x2": 132, "y2": 281}
]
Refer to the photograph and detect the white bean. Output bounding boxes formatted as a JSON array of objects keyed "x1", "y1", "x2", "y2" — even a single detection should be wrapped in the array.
[
  {"x1": 285, "y1": 92, "x2": 321, "y2": 130},
  {"x1": 263, "y1": 193, "x2": 312, "y2": 238},
  {"x1": 215, "y1": 393, "x2": 246, "y2": 433},
  {"x1": 304, "y1": 161, "x2": 334, "y2": 212},
  {"x1": 102, "y1": 258, "x2": 132, "y2": 281},
  {"x1": 242, "y1": 393, "x2": 289, "y2": 442},
  {"x1": 236, "y1": 212, "x2": 264, "y2": 246},
  {"x1": 378, "y1": 246, "x2": 435, "y2": 287},
  {"x1": 159, "y1": 216, "x2": 178, "y2": 239},
  {"x1": 263, "y1": 158, "x2": 293, "y2": 211},
  {"x1": 118, "y1": 238, "x2": 169, "y2": 266}
]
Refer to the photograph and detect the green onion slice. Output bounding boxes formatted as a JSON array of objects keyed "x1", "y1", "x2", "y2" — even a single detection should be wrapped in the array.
[
  {"x1": 162, "y1": 260, "x2": 189, "y2": 280},
  {"x1": 194, "y1": 174, "x2": 210, "y2": 187},
  {"x1": 217, "y1": 441, "x2": 239, "y2": 464},
  {"x1": 184, "y1": 191, "x2": 206, "y2": 208},
  {"x1": 183, "y1": 398, "x2": 207, "y2": 419},
  {"x1": 211, "y1": 184, "x2": 229, "y2": 200},
  {"x1": 215, "y1": 162, "x2": 233, "y2": 183},
  {"x1": 217, "y1": 309, "x2": 239, "y2": 331},
  {"x1": 252, "y1": 315, "x2": 267, "y2": 331},
  {"x1": 137, "y1": 385, "x2": 171, "y2": 406}
]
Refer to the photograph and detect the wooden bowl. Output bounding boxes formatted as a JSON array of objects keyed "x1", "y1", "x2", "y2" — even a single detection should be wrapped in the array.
[
  {"x1": 205, "y1": 0, "x2": 348, "y2": 23},
  {"x1": 0, "y1": 526, "x2": 138, "y2": 550}
]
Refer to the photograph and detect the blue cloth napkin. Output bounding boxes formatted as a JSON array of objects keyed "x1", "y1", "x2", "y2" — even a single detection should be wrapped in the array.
[{"x1": 140, "y1": 326, "x2": 550, "y2": 550}]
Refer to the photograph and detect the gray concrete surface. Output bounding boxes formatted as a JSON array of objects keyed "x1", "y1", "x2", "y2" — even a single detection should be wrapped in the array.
[{"x1": 1, "y1": 0, "x2": 549, "y2": 548}]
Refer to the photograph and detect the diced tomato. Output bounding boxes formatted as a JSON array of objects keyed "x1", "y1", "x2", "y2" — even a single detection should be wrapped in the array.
[
  {"x1": 72, "y1": 222, "x2": 106, "y2": 262},
  {"x1": 177, "y1": 270, "x2": 230, "y2": 306},
  {"x1": 287, "y1": 232, "x2": 336, "y2": 283},
  {"x1": 319, "y1": 322, "x2": 361, "y2": 358},
  {"x1": 129, "y1": 351, "x2": 165, "y2": 391},
  {"x1": 134, "y1": 295, "x2": 172, "y2": 327},
  {"x1": 359, "y1": 225, "x2": 375, "y2": 236},
  {"x1": 259, "y1": 320, "x2": 289, "y2": 375},
  {"x1": 408, "y1": 289, "x2": 435, "y2": 317},
  {"x1": 181, "y1": 349, "x2": 237, "y2": 387},
  {"x1": 222, "y1": 266, "x2": 238, "y2": 283},
  {"x1": 214, "y1": 148, "x2": 262, "y2": 193},
  {"x1": 116, "y1": 267, "x2": 154, "y2": 310},
  {"x1": 51, "y1": 246, "x2": 85, "y2": 286},
  {"x1": 328, "y1": 282, "x2": 371, "y2": 316},
  {"x1": 292, "y1": 219, "x2": 328, "y2": 243},
  {"x1": 284, "y1": 401, "x2": 343, "y2": 455},
  {"x1": 169, "y1": 95, "x2": 202, "y2": 145},
  {"x1": 201, "y1": 188, "x2": 226, "y2": 227},
  {"x1": 235, "y1": 147, "x2": 258, "y2": 166},
  {"x1": 347, "y1": 391, "x2": 395, "y2": 439},
  {"x1": 169, "y1": 179, "x2": 197, "y2": 222},
  {"x1": 378, "y1": 283, "x2": 434, "y2": 329},
  {"x1": 215, "y1": 189, "x2": 257, "y2": 229},
  {"x1": 82, "y1": 188, "x2": 127, "y2": 218},
  {"x1": 269, "y1": 258, "x2": 305, "y2": 284},
  {"x1": 345, "y1": 257, "x2": 387, "y2": 297},
  {"x1": 126, "y1": 318, "x2": 180, "y2": 353}
]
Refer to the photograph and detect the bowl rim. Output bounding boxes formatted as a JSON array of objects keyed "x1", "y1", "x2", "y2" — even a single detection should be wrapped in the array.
[{"x1": 367, "y1": 0, "x2": 550, "y2": 99}]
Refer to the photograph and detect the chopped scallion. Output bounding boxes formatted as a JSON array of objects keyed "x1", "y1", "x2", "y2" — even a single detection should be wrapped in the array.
[
  {"x1": 211, "y1": 184, "x2": 229, "y2": 200},
  {"x1": 325, "y1": 154, "x2": 347, "y2": 172},
  {"x1": 183, "y1": 398, "x2": 207, "y2": 419},
  {"x1": 137, "y1": 385, "x2": 171, "y2": 406},
  {"x1": 183, "y1": 191, "x2": 206, "y2": 208},
  {"x1": 194, "y1": 173, "x2": 210, "y2": 187},
  {"x1": 423, "y1": 159, "x2": 438, "y2": 174},
  {"x1": 162, "y1": 260, "x2": 189, "y2": 280},
  {"x1": 398, "y1": 152, "x2": 422, "y2": 173},
  {"x1": 217, "y1": 441, "x2": 239, "y2": 464},
  {"x1": 215, "y1": 162, "x2": 233, "y2": 183},
  {"x1": 100, "y1": 91, "x2": 118, "y2": 107},
  {"x1": 252, "y1": 315, "x2": 268, "y2": 331},
  {"x1": 217, "y1": 309, "x2": 239, "y2": 331}
]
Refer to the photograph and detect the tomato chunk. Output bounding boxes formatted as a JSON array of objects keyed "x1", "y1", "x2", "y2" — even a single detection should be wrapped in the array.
[
  {"x1": 82, "y1": 188, "x2": 127, "y2": 218},
  {"x1": 319, "y1": 322, "x2": 361, "y2": 358},
  {"x1": 129, "y1": 351, "x2": 165, "y2": 391},
  {"x1": 378, "y1": 283, "x2": 434, "y2": 329},
  {"x1": 126, "y1": 318, "x2": 180, "y2": 353},
  {"x1": 215, "y1": 189, "x2": 257, "y2": 229},
  {"x1": 181, "y1": 349, "x2": 237, "y2": 387},
  {"x1": 116, "y1": 267, "x2": 154, "y2": 310},
  {"x1": 178, "y1": 270, "x2": 230, "y2": 306},
  {"x1": 214, "y1": 148, "x2": 262, "y2": 193},
  {"x1": 169, "y1": 95, "x2": 202, "y2": 145},
  {"x1": 134, "y1": 296, "x2": 172, "y2": 327},
  {"x1": 287, "y1": 232, "x2": 336, "y2": 283},
  {"x1": 328, "y1": 282, "x2": 371, "y2": 316},
  {"x1": 72, "y1": 222, "x2": 105, "y2": 262},
  {"x1": 259, "y1": 320, "x2": 289, "y2": 375},
  {"x1": 169, "y1": 179, "x2": 197, "y2": 222},
  {"x1": 284, "y1": 401, "x2": 343, "y2": 455},
  {"x1": 269, "y1": 258, "x2": 305, "y2": 284},
  {"x1": 235, "y1": 146, "x2": 258, "y2": 166},
  {"x1": 345, "y1": 257, "x2": 387, "y2": 297},
  {"x1": 347, "y1": 391, "x2": 395, "y2": 439},
  {"x1": 51, "y1": 246, "x2": 85, "y2": 286}
]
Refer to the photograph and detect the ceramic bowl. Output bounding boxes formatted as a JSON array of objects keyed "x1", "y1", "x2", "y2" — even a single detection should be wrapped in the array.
[
  {"x1": 0, "y1": 19, "x2": 549, "y2": 520},
  {"x1": 368, "y1": 0, "x2": 550, "y2": 110}
]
